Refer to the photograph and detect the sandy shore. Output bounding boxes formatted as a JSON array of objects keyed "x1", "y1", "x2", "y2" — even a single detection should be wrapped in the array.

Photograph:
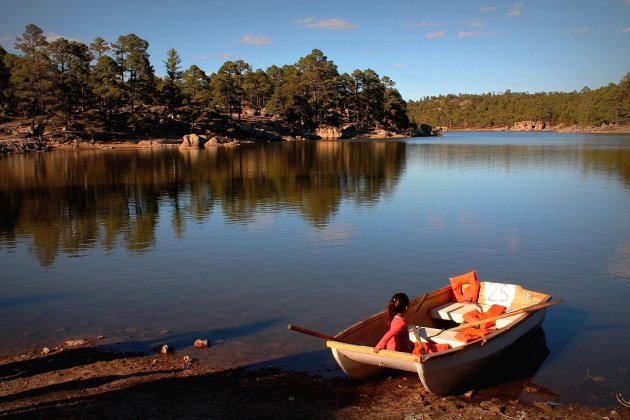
[{"x1": 1, "y1": 344, "x2": 627, "y2": 419}]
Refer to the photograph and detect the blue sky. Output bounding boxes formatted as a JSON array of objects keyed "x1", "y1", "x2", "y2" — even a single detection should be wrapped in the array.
[{"x1": 1, "y1": 0, "x2": 629, "y2": 100}]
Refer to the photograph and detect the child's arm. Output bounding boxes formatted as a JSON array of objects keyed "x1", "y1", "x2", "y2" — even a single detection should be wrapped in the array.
[{"x1": 374, "y1": 318, "x2": 406, "y2": 352}]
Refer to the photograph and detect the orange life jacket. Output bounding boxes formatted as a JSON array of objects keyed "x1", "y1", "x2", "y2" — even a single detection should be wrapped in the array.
[
  {"x1": 449, "y1": 270, "x2": 480, "y2": 303},
  {"x1": 463, "y1": 304, "x2": 506, "y2": 329},
  {"x1": 454, "y1": 327, "x2": 493, "y2": 343},
  {"x1": 412, "y1": 340, "x2": 451, "y2": 356}
]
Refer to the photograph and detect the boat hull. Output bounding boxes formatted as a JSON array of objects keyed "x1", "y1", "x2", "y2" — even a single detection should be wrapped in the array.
[{"x1": 417, "y1": 307, "x2": 546, "y2": 394}]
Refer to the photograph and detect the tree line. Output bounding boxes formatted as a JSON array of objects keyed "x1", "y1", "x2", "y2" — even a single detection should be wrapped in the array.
[
  {"x1": 2, "y1": 24, "x2": 628, "y2": 136},
  {"x1": 407, "y1": 75, "x2": 630, "y2": 129},
  {"x1": 0, "y1": 24, "x2": 411, "y2": 136}
]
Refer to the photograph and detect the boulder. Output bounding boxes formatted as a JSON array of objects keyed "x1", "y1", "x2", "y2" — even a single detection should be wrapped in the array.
[
  {"x1": 204, "y1": 137, "x2": 218, "y2": 147},
  {"x1": 194, "y1": 339, "x2": 209, "y2": 348},
  {"x1": 179, "y1": 134, "x2": 207, "y2": 149},
  {"x1": 315, "y1": 124, "x2": 357, "y2": 139},
  {"x1": 316, "y1": 126, "x2": 343, "y2": 139}
]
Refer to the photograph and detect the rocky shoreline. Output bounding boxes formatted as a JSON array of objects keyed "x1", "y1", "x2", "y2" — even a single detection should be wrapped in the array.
[
  {"x1": 0, "y1": 114, "x2": 444, "y2": 155},
  {"x1": 0, "y1": 344, "x2": 627, "y2": 419},
  {"x1": 447, "y1": 121, "x2": 630, "y2": 134}
]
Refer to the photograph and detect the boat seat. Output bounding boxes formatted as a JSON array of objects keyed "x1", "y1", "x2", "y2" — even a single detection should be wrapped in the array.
[
  {"x1": 431, "y1": 302, "x2": 525, "y2": 328},
  {"x1": 430, "y1": 302, "x2": 491, "y2": 323},
  {"x1": 495, "y1": 313, "x2": 525, "y2": 328},
  {"x1": 409, "y1": 326, "x2": 467, "y2": 348}
]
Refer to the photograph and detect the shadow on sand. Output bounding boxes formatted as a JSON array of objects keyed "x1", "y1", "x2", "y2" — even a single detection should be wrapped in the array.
[{"x1": 0, "y1": 324, "x2": 555, "y2": 418}]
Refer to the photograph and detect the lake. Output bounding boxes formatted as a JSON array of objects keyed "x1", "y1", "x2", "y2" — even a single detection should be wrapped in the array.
[{"x1": 1, "y1": 131, "x2": 629, "y2": 406}]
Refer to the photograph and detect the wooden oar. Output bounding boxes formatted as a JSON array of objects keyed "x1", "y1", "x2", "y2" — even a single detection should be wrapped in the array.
[
  {"x1": 287, "y1": 324, "x2": 342, "y2": 342},
  {"x1": 447, "y1": 299, "x2": 562, "y2": 332}
]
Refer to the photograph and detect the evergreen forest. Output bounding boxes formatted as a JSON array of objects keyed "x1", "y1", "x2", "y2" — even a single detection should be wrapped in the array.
[{"x1": 0, "y1": 24, "x2": 410, "y2": 137}]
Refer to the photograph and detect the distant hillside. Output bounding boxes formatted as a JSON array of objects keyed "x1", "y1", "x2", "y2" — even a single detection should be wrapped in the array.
[{"x1": 407, "y1": 74, "x2": 630, "y2": 130}]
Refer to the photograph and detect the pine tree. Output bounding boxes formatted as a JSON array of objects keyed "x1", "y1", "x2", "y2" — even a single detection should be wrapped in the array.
[
  {"x1": 112, "y1": 34, "x2": 155, "y2": 109},
  {"x1": 11, "y1": 24, "x2": 55, "y2": 116},
  {"x1": 0, "y1": 46, "x2": 10, "y2": 112},
  {"x1": 162, "y1": 48, "x2": 182, "y2": 112},
  {"x1": 89, "y1": 37, "x2": 110, "y2": 60}
]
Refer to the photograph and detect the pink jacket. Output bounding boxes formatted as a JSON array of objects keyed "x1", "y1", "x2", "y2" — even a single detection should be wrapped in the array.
[{"x1": 375, "y1": 316, "x2": 413, "y2": 352}]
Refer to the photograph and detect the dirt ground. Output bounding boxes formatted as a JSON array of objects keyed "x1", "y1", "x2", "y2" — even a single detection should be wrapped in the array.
[{"x1": 1, "y1": 343, "x2": 628, "y2": 420}]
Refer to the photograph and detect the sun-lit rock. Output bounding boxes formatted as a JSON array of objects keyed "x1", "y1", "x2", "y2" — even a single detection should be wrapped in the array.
[{"x1": 194, "y1": 339, "x2": 209, "y2": 348}]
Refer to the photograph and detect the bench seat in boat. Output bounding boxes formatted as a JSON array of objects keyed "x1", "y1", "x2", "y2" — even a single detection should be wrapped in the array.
[
  {"x1": 430, "y1": 302, "x2": 525, "y2": 328},
  {"x1": 430, "y1": 302, "x2": 490, "y2": 323},
  {"x1": 409, "y1": 326, "x2": 467, "y2": 348}
]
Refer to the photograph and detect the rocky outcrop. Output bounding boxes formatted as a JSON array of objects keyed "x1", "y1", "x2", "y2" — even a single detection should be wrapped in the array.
[
  {"x1": 315, "y1": 126, "x2": 340, "y2": 139},
  {"x1": 0, "y1": 138, "x2": 52, "y2": 154},
  {"x1": 179, "y1": 133, "x2": 240, "y2": 149},
  {"x1": 233, "y1": 122, "x2": 282, "y2": 141},
  {"x1": 179, "y1": 134, "x2": 207, "y2": 149},
  {"x1": 204, "y1": 136, "x2": 234, "y2": 147},
  {"x1": 406, "y1": 123, "x2": 440, "y2": 137},
  {"x1": 315, "y1": 124, "x2": 358, "y2": 139},
  {"x1": 510, "y1": 121, "x2": 547, "y2": 131}
]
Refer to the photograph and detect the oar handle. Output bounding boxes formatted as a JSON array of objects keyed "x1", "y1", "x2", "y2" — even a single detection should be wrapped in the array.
[
  {"x1": 448, "y1": 299, "x2": 562, "y2": 331},
  {"x1": 287, "y1": 324, "x2": 338, "y2": 341}
]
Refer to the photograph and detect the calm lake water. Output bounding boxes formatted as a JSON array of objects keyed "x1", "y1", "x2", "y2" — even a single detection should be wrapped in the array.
[{"x1": 1, "y1": 131, "x2": 629, "y2": 405}]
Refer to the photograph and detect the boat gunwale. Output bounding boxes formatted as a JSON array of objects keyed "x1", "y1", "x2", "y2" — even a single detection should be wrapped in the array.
[{"x1": 326, "y1": 340, "x2": 420, "y2": 363}]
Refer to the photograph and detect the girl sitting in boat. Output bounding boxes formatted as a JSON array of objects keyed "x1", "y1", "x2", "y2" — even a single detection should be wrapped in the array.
[{"x1": 374, "y1": 292, "x2": 414, "y2": 353}]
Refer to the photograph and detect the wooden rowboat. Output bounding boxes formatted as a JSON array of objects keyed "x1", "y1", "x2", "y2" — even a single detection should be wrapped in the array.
[{"x1": 325, "y1": 281, "x2": 553, "y2": 394}]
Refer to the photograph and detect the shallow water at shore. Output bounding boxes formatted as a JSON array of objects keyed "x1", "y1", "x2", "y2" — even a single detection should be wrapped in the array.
[{"x1": 1, "y1": 131, "x2": 629, "y2": 406}]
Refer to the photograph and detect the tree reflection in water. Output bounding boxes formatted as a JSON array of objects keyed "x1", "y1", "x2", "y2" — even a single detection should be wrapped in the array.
[{"x1": 0, "y1": 141, "x2": 406, "y2": 266}]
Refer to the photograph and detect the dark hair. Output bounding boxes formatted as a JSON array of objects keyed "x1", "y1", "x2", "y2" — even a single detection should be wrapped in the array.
[{"x1": 387, "y1": 292, "x2": 409, "y2": 320}]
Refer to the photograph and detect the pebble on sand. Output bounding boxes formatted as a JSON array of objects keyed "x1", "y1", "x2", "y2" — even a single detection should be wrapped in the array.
[{"x1": 194, "y1": 339, "x2": 209, "y2": 348}]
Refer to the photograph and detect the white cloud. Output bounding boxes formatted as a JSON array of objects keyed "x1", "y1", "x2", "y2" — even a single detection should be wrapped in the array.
[
  {"x1": 192, "y1": 55, "x2": 208, "y2": 60},
  {"x1": 480, "y1": 6, "x2": 498, "y2": 13},
  {"x1": 622, "y1": 27, "x2": 630, "y2": 33},
  {"x1": 1, "y1": 32, "x2": 82, "y2": 51},
  {"x1": 409, "y1": 20, "x2": 443, "y2": 27},
  {"x1": 0, "y1": 35, "x2": 15, "y2": 50},
  {"x1": 567, "y1": 27, "x2": 589, "y2": 33},
  {"x1": 296, "y1": 17, "x2": 358, "y2": 30},
  {"x1": 393, "y1": 63, "x2": 404, "y2": 68},
  {"x1": 44, "y1": 32, "x2": 82, "y2": 43},
  {"x1": 458, "y1": 31, "x2": 497, "y2": 38},
  {"x1": 426, "y1": 30, "x2": 446, "y2": 40},
  {"x1": 506, "y1": 2, "x2": 522, "y2": 17},
  {"x1": 240, "y1": 34, "x2": 271, "y2": 47},
  {"x1": 219, "y1": 53, "x2": 232, "y2": 60},
  {"x1": 456, "y1": 19, "x2": 484, "y2": 28}
]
